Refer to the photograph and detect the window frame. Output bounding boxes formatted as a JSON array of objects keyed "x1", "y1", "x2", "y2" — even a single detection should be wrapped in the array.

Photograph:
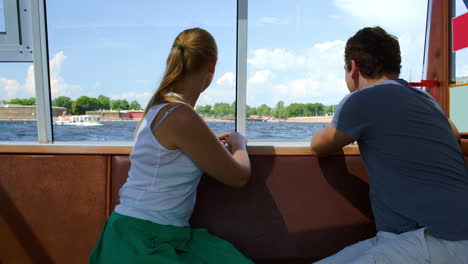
[{"x1": 0, "y1": 0, "x2": 33, "y2": 62}]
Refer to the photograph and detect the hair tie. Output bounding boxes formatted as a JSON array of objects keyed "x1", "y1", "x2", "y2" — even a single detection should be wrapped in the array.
[{"x1": 177, "y1": 44, "x2": 185, "y2": 50}]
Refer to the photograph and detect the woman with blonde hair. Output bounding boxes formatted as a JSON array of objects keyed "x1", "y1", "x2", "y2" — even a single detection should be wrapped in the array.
[{"x1": 89, "y1": 28, "x2": 253, "y2": 264}]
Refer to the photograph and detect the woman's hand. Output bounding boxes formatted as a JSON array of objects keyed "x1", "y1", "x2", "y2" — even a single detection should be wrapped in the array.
[
  {"x1": 225, "y1": 132, "x2": 248, "y2": 148},
  {"x1": 217, "y1": 133, "x2": 231, "y2": 146}
]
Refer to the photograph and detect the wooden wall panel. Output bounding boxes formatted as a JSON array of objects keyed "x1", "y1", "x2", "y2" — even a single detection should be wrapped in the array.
[
  {"x1": 425, "y1": 0, "x2": 451, "y2": 113},
  {"x1": 0, "y1": 155, "x2": 107, "y2": 264}
]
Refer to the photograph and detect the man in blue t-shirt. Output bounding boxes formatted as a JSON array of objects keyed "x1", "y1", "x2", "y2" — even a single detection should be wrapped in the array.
[{"x1": 311, "y1": 27, "x2": 468, "y2": 263}]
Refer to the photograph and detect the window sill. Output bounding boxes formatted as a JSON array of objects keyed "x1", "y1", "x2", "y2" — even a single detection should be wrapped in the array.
[
  {"x1": 0, "y1": 140, "x2": 359, "y2": 155},
  {"x1": 1, "y1": 139, "x2": 466, "y2": 156}
]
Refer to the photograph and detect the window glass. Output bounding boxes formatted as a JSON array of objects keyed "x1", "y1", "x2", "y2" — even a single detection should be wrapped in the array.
[
  {"x1": 454, "y1": 0, "x2": 468, "y2": 85},
  {"x1": 46, "y1": 0, "x2": 236, "y2": 141},
  {"x1": 247, "y1": 0, "x2": 428, "y2": 140},
  {"x1": 0, "y1": 0, "x2": 5, "y2": 34},
  {"x1": 0, "y1": 63, "x2": 38, "y2": 141},
  {"x1": 450, "y1": 84, "x2": 468, "y2": 133},
  {"x1": 450, "y1": 0, "x2": 468, "y2": 133}
]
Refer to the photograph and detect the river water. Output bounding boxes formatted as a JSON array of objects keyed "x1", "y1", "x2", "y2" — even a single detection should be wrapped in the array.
[{"x1": 0, "y1": 121, "x2": 327, "y2": 141}]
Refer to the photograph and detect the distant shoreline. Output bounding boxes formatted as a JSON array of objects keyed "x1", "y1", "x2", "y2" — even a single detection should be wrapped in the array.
[{"x1": 1, "y1": 116, "x2": 332, "y2": 123}]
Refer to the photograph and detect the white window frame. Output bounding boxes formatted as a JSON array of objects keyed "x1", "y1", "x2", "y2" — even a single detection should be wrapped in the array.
[
  {"x1": 30, "y1": 0, "x2": 53, "y2": 142},
  {"x1": 0, "y1": 0, "x2": 33, "y2": 62},
  {"x1": 236, "y1": 0, "x2": 248, "y2": 135},
  {"x1": 1, "y1": 0, "x2": 249, "y2": 144},
  {"x1": 0, "y1": 0, "x2": 52, "y2": 143}
]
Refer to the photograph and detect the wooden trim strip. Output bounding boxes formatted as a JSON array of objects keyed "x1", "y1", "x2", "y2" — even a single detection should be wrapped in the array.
[
  {"x1": 462, "y1": 138, "x2": 468, "y2": 155},
  {"x1": 0, "y1": 142, "x2": 133, "y2": 155},
  {"x1": 449, "y1": 83, "x2": 468, "y2": 88},
  {"x1": 246, "y1": 144, "x2": 360, "y2": 156},
  {"x1": 1, "y1": 140, "x2": 466, "y2": 156},
  {"x1": 0, "y1": 141, "x2": 358, "y2": 155}
]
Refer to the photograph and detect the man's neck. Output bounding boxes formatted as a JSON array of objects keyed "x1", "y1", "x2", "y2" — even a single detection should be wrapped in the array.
[{"x1": 357, "y1": 74, "x2": 398, "y2": 91}]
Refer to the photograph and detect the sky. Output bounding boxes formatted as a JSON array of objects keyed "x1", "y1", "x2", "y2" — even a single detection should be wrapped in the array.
[{"x1": 0, "y1": 0, "x2": 467, "y2": 108}]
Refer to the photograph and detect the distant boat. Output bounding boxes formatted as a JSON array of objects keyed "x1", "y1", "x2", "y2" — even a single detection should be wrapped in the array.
[{"x1": 54, "y1": 115, "x2": 102, "y2": 126}]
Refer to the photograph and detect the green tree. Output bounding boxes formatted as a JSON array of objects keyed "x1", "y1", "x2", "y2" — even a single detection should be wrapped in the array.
[
  {"x1": 7, "y1": 97, "x2": 36, "y2": 105},
  {"x1": 71, "y1": 96, "x2": 100, "y2": 114},
  {"x1": 195, "y1": 105, "x2": 213, "y2": 116},
  {"x1": 129, "y1": 100, "x2": 142, "y2": 110},
  {"x1": 274, "y1": 101, "x2": 288, "y2": 119},
  {"x1": 52, "y1": 96, "x2": 73, "y2": 113},
  {"x1": 97, "y1": 95, "x2": 111, "y2": 110},
  {"x1": 27, "y1": 97, "x2": 36, "y2": 105},
  {"x1": 323, "y1": 105, "x2": 336, "y2": 116},
  {"x1": 111, "y1": 99, "x2": 130, "y2": 110},
  {"x1": 287, "y1": 103, "x2": 305, "y2": 117},
  {"x1": 246, "y1": 105, "x2": 259, "y2": 117},
  {"x1": 213, "y1": 103, "x2": 231, "y2": 117},
  {"x1": 257, "y1": 104, "x2": 272, "y2": 116}
]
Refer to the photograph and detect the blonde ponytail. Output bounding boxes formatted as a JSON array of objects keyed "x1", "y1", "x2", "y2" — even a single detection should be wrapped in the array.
[{"x1": 135, "y1": 28, "x2": 217, "y2": 135}]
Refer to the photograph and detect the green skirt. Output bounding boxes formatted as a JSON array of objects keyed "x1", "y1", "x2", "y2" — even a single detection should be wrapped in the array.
[{"x1": 89, "y1": 212, "x2": 254, "y2": 264}]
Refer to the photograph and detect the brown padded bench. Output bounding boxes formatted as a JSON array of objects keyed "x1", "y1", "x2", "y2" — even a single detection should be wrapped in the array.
[{"x1": 111, "y1": 155, "x2": 376, "y2": 263}]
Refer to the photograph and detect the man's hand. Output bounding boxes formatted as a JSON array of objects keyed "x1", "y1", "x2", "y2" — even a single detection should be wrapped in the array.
[{"x1": 448, "y1": 119, "x2": 461, "y2": 144}]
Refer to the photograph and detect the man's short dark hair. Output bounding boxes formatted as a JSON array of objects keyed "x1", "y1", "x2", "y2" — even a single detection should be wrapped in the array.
[{"x1": 345, "y1": 26, "x2": 401, "y2": 79}]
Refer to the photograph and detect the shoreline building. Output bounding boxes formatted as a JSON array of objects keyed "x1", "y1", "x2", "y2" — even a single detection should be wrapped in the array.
[{"x1": 0, "y1": 104, "x2": 67, "y2": 121}]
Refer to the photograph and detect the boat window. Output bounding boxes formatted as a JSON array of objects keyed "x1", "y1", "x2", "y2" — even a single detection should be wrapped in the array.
[
  {"x1": 1, "y1": 0, "x2": 440, "y2": 143},
  {"x1": 0, "y1": 63, "x2": 38, "y2": 141},
  {"x1": 46, "y1": 0, "x2": 236, "y2": 141},
  {"x1": 453, "y1": 0, "x2": 468, "y2": 85},
  {"x1": 449, "y1": 0, "x2": 468, "y2": 134},
  {"x1": 0, "y1": 0, "x2": 5, "y2": 34},
  {"x1": 245, "y1": 0, "x2": 428, "y2": 140}
]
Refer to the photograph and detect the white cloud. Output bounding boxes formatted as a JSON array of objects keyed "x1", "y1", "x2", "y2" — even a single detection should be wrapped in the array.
[
  {"x1": 246, "y1": 40, "x2": 349, "y2": 106},
  {"x1": 0, "y1": 51, "x2": 82, "y2": 100},
  {"x1": 0, "y1": 78, "x2": 21, "y2": 99},
  {"x1": 259, "y1": 17, "x2": 289, "y2": 25},
  {"x1": 461, "y1": 65, "x2": 468, "y2": 77},
  {"x1": 199, "y1": 72, "x2": 236, "y2": 105},
  {"x1": 314, "y1": 40, "x2": 346, "y2": 53},
  {"x1": 248, "y1": 48, "x2": 311, "y2": 70},
  {"x1": 199, "y1": 86, "x2": 235, "y2": 106},
  {"x1": 216, "y1": 72, "x2": 235, "y2": 86},
  {"x1": 248, "y1": 70, "x2": 272, "y2": 84}
]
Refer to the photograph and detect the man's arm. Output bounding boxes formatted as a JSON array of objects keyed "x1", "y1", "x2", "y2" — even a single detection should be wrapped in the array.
[
  {"x1": 310, "y1": 124, "x2": 354, "y2": 157},
  {"x1": 448, "y1": 119, "x2": 461, "y2": 144}
]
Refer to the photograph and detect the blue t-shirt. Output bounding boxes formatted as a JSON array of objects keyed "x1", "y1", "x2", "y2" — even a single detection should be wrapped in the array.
[{"x1": 332, "y1": 79, "x2": 468, "y2": 241}]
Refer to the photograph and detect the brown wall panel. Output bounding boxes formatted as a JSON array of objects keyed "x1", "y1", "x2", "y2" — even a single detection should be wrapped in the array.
[
  {"x1": 191, "y1": 155, "x2": 374, "y2": 262},
  {"x1": 426, "y1": 0, "x2": 451, "y2": 113},
  {"x1": 0, "y1": 155, "x2": 107, "y2": 264},
  {"x1": 111, "y1": 155, "x2": 374, "y2": 263}
]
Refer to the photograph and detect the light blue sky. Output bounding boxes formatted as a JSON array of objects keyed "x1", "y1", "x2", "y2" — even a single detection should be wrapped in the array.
[{"x1": 0, "y1": 0, "x2": 467, "y2": 107}]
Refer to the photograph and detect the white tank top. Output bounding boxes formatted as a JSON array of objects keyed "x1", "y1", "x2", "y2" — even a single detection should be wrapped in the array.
[{"x1": 115, "y1": 103, "x2": 203, "y2": 227}]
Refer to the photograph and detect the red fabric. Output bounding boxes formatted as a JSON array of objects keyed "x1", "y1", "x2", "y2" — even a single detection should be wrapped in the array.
[{"x1": 453, "y1": 13, "x2": 468, "y2": 52}]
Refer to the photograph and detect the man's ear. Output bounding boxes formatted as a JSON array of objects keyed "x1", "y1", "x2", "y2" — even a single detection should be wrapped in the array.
[
  {"x1": 350, "y1": 60, "x2": 359, "y2": 78},
  {"x1": 208, "y1": 59, "x2": 217, "y2": 74}
]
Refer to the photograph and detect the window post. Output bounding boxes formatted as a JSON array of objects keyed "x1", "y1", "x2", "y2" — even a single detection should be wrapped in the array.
[
  {"x1": 31, "y1": 0, "x2": 53, "y2": 143},
  {"x1": 425, "y1": 0, "x2": 452, "y2": 114},
  {"x1": 236, "y1": 0, "x2": 248, "y2": 135}
]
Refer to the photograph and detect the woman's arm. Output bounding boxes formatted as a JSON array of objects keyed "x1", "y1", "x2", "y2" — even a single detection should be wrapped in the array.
[{"x1": 154, "y1": 105, "x2": 251, "y2": 187}]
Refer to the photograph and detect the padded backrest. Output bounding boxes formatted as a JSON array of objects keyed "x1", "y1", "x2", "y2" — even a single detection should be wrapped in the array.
[{"x1": 111, "y1": 155, "x2": 375, "y2": 263}]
